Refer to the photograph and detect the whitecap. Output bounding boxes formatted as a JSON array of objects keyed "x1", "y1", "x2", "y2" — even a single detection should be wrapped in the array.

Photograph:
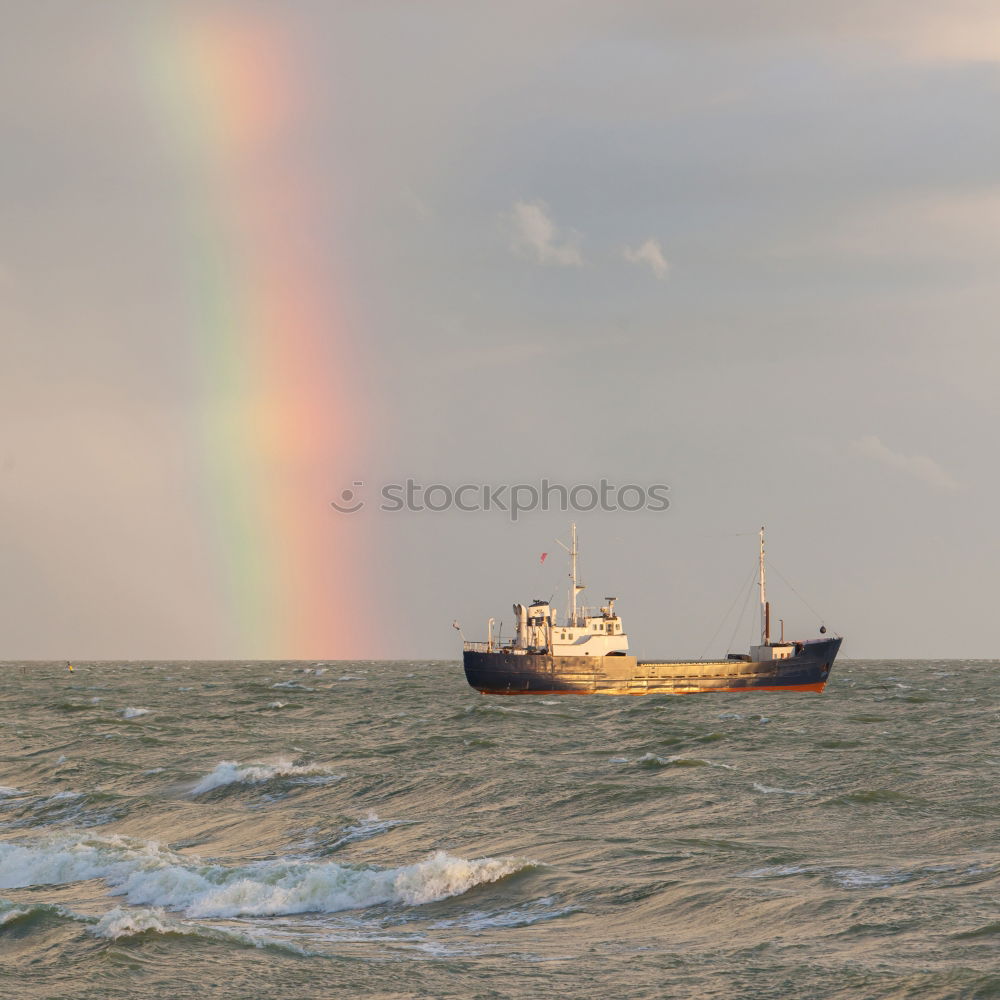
[
  {"x1": 753, "y1": 782, "x2": 807, "y2": 795},
  {"x1": 0, "y1": 835, "x2": 533, "y2": 919},
  {"x1": 120, "y1": 707, "x2": 150, "y2": 720},
  {"x1": 190, "y1": 759, "x2": 340, "y2": 796},
  {"x1": 329, "y1": 813, "x2": 415, "y2": 849},
  {"x1": 47, "y1": 790, "x2": 84, "y2": 802},
  {"x1": 89, "y1": 905, "x2": 314, "y2": 954},
  {"x1": 738, "y1": 864, "x2": 819, "y2": 879},
  {"x1": 91, "y1": 905, "x2": 178, "y2": 939},
  {"x1": 0, "y1": 905, "x2": 31, "y2": 926},
  {"x1": 430, "y1": 896, "x2": 578, "y2": 931},
  {"x1": 832, "y1": 868, "x2": 911, "y2": 889}
]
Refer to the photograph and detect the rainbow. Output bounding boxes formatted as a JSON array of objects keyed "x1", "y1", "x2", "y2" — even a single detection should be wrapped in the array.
[{"x1": 146, "y1": 9, "x2": 369, "y2": 658}]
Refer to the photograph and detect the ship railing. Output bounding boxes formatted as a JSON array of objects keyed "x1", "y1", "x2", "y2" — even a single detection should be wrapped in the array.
[
  {"x1": 567, "y1": 606, "x2": 606, "y2": 625},
  {"x1": 463, "y1": 641, "x2": 527, "y2": 654}
]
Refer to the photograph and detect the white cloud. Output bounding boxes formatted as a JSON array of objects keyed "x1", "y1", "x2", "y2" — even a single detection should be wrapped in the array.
[
  {"x1": 853, "y1": 435, "x2": 964, "y2": 492},
  {"x1": 623, "y1": 237, "x2": 670, "y2": 279},
  {"x1": 506, "y1": 201, "x2": 583, "y2": 267}
]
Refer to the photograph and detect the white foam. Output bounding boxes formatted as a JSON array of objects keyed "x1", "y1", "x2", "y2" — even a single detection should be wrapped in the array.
[
  {"x1": 430, "y1": 896, "x2": 578, "y2": 931},
  {"x1": 0, "y1": 905, "x2": 30, "y2": 926},
  {"x1": 91, "y1": 905, "x2": 177, "y2": 938},
  {"x1": 738, "y1": 864, "x2": 818, "y2": 879},
  {"x1": 0, "y1": 835, "x2": 532, "y2": 919},
  {"x1": 330, "y1": 813, "x2": 414, "y2": 849},
  {"x1": 267, "y1": 701, "x2": 287, "y2": 709},
  {"x1": 833, "y1": 868, "x2": 911, "y2": 889},
  {"x1": 753, "y1": 782, "x2": 807, "y2": 795},
  {"x1": 43, "y1": 790, "x2": 84, "y2": 803},
  {"x1": 89, "y1": 905, "x2": 313, "y2": 954},
  {"x1": 120, "y1": 707, "x2": 150, "y2": 720},
  {"x1": 190, "y1": 759, "x2": 340, "y2": 796}
]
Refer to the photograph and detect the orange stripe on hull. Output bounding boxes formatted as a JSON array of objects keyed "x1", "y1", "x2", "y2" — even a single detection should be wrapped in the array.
[{"x1": 479, "y1": 682, "x2": 827, "y2": 696}]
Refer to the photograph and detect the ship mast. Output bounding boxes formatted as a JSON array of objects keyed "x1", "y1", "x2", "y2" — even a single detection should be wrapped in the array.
[
  {"x1": 556, "y1": 522, "x2": 583, "y2": 626},
  {"x1": 759, "y1": 525, "x2": 770, "y2": 646},
  {"x1": 570, "y1": 522, "x2": 579, "y2": 626}
]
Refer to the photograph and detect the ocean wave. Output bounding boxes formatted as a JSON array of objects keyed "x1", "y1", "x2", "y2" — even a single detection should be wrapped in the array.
[
  {"x1": 120, "y1": 707, "x2": 150, "y2": 720},
  {"x1": 0, "y1": 898, "x2": 75, "y2": 930},
  {"x1": 90, "y1": 905, "x2": 179, "y2": 938},
  {"x1": 327, "y1": 813, "x2": 416, "y2": 850},
  {"x1": 430, "y1": 896, "x2": 578, "y2": 931},
  {"x1": 0, "y1": 834, "x2": 533, "y2": 919},
  {"x1": 752, "y1": 782, "x2": 808, "y2": 795},
  {"x1": 85, "y1": 905, "x2": 315, "y2": 955},
  {"x1": 0, "y1": 902, "x2": 32, "y2": 927},
  {"x1": 831, "y1": 867, "x2": 913, "y2": 889},
  {"x1": 190, "y1": 759, "x2": 340, "y2": 796},
  {"x1": 738, "y1": 863, "x2": 919, "y2": 890},
  {"x1": 618, "y1": 753, "x2": 734, "y2": 770},
  {"x1": 4, "y1": 788, "x2": 127, "y2": 831}
]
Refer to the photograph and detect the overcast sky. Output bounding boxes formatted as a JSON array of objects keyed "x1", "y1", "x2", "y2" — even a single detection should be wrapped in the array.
[{"x1": 2, "y1": 1, "x2": 999, "y2": 660}]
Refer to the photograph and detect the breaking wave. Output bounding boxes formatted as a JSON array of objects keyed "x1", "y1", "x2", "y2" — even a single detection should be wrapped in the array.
[
  {"x1": 89, "y1": 905, "x2": 315, "y2": 954},
  {"x1": 120, "y1": 707, "x2": 150, "y2": 720},
  {"x1": 0, "y1": 835, "x2": 533, "y2": 918},
  {"x1": 326, "y1": 813, "x2": 416, "y2": 850},
  {"x1": 190, "y1": 759, "x2": 340, "y2": 796},
  {"x1": 753, "y1": 782, "x2": 808, "y2": 795}
]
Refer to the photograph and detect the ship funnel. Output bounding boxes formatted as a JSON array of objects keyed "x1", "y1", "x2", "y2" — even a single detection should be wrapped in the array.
[{"x1": 513, "y1": 603, "x2": 528, "y2": 649}]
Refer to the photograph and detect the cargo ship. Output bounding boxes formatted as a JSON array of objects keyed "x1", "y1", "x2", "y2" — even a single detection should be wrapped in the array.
[{"x1": 460, "y1": 525, "x2": 841, "y2": 695}]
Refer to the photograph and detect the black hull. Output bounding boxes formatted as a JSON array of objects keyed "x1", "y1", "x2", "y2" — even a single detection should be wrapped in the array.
[{"x1": 463, "y1": 638, "x2": 842, "y2": 695}]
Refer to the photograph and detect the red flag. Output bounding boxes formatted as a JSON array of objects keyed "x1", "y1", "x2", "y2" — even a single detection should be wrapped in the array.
[{"x1": 540, "y1": 552, "x2": 548, "y2": 564}]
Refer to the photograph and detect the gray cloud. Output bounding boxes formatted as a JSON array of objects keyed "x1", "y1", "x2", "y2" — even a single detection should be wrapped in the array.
[
  {"x1": 505, "y1": 201, "x2": 584, "y2": 267},
  {"x1": 623, "y1": 238, "x2": 669, "y2": 279},
  {"x1": 853, "y1": 435, "x2": 964, "y2": 492}
]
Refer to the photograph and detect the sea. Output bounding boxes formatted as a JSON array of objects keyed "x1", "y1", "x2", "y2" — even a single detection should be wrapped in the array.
[{"x1": 0, "y1": 659, "x2": 997, "y2": 999}]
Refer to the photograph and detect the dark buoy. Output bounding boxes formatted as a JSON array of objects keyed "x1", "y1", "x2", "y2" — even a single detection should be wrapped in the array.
[{"x1": 819, "y1": 626, "x2": 827, "y2": 634}]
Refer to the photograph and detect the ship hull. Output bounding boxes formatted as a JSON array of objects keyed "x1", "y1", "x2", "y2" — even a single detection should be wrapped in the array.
[{"x1": 463, "y1": 638, "x2": 842, "y2": 695}]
